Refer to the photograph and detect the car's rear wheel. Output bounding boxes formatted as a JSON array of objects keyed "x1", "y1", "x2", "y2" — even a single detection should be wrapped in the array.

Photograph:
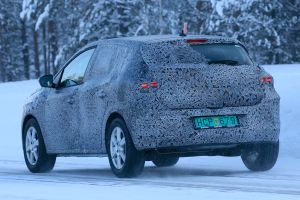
[
  {"x1": 106, "y1": 118, "x2": 145, "y2": 178},
  {"x1": 241, "y1": 141, "x2": 279, "y2": 171},
  {"x1": 152, "y1": 155, "x2": 179, "y2": 167},
  {"x1": 22, "y1": 118, "x2": 56, "y2": 173}
]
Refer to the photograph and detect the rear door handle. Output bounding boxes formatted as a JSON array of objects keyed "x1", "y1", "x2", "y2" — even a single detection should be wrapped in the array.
[
  {"x1": 67, "y1": 97, "x2": 75, "y2": 105},
  {"x1": 98, "y1": 90, "x2": 107, "y2": 98}
]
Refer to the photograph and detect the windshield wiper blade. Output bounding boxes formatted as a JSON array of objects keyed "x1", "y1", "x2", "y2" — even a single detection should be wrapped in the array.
[{"x1": 208, "y1": 60, "x2": 239, "y2": 65}]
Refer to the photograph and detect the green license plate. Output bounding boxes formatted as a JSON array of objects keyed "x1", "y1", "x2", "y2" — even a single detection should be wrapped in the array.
[{"x1": 194, "y1": 115, "x2": 239, "y2": 129}]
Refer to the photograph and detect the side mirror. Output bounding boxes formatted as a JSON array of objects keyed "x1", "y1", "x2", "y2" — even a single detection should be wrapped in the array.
[{"x1": 39, "y1": 74, "x2": 54, "y2": 88}]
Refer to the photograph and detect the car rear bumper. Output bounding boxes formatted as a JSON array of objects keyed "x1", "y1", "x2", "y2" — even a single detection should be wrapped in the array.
[
  {"x1": 144, "y1": 141, "x2": 278, "y2": 158},
  {"x1": 130, "y1": 97, "x2": 280, "y2": 150}
]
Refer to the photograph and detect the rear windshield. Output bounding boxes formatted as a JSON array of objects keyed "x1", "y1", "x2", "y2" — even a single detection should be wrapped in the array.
[
  {"x1": 190, "y1": 43, "x2": 253, "y2": 66},
  {"x1": 141, "y1": 42, "x2": 253, "y2": 67}
]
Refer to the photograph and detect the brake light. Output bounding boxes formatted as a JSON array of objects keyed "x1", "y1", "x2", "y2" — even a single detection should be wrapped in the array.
[
  {"x1": 261, "y1": 75, "x2": 273, "y2": 84},
  {"x1": 186, "y1": 39, "x2": 207, "y2": 44}
]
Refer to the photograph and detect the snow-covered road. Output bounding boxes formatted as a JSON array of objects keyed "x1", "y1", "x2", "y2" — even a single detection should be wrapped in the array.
[
  {"x1": 0, "y1": 157, "x2": 300, "y2": 199},
  {"x1": 0, "y1": 64, "x2": 299, "y2": 199}
]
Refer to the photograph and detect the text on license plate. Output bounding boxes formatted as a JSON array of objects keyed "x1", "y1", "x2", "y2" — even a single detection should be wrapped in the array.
[{"x1": 194, "y1": 115, "x2": 239, "y2": 129}]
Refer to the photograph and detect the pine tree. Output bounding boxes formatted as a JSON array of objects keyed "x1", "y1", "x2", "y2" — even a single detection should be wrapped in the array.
[
  {"x1": 0, "y1": 0, "x2": 23, "y2": 82},
  {"x1": 21, "y1": 0, "x2": 49, "y2": 78},
  {"x1": 0, "y1": 0, "x2": 299, "y2": 83}
]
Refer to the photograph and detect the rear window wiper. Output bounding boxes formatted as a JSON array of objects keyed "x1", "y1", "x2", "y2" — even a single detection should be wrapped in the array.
[{"x1": 208, "y1": 60, "x2": 239, "y2": 65}]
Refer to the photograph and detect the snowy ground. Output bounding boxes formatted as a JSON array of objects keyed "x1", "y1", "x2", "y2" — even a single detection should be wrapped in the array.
[{"x1": 0, "y1": 64, "x2": 299, "y2": 199}]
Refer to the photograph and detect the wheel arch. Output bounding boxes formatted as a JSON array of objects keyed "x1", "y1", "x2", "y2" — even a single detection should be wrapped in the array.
[
  {"x1": 105, "y1": 112, "x2": 125, "y2": 141},
  {"x1": 22, "y1": 114, "x2": 49, "y2": 150},
  {"x1": 22, "y1": 114, "x2": 38, "y2": 134},
  {"x1": 104, "y1": 112, "x2": 138, "y2": 151}
]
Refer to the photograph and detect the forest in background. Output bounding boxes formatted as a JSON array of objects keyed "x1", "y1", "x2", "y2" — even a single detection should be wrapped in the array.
[{"x1": 0, "y1": 0, "x2": 299, "y2": 82}]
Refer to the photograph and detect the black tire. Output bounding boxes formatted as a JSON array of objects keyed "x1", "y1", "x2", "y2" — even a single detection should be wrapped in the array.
[
  {"x1": 152, "y1": 155, "x2": 179, "y2": 167},
  {"x1": 106, "y1": 118, "x2": 145, "y2": 178},
  {"x1": 241, "y1": 141, "x2": 279, "y2": 171},
  {"x1": 22, "y1": 118, "x2": 56, "y2": 173}
]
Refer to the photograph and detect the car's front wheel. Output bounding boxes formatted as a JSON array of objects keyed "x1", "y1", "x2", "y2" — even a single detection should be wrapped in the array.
[
  {"x1": 241, "y1": 141, "x2": 279, "y2": 171},
  {"x1": 22, "y1": 118, "x2": 56, "y2": 173},
  {"x1": 106, "y1": 118, "x2": 145, "y2": 178}
]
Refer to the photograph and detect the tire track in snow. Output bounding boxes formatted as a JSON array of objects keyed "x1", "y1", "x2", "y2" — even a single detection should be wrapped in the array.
[
  {"x1": 0, "y1": 160, "x2": 300, "y2": 196},
  {"x1": 0, "y1": 172, "x2": 300, "y2": 196}
]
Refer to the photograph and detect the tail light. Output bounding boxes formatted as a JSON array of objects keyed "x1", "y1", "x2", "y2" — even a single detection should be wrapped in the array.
[
  {"x1": 261, "y1": 75, "x2": 273, "y2": 84},
  {"x1": 140, "y1": 81, "x2": 158, "y2": 91},
  {"x1": 140, "y1": 83, "x2": 148, "y2": 89},
  {"x1": 150, "y1": 81, "x2": 158, "y2": 88}
]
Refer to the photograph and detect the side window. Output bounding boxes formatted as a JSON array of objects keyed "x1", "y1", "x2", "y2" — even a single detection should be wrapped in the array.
[
  {"x1": 89, "y1": 45, "x2": 115, "y2": 77},
  {"x1": 89, "y1": 45, "x2": 129, "y2": 79},
  {"x1": 59, "y1": 48, "x2": 95, "y2": 88},
  {"x1": 113, "y1": 46, "x2": 130, "y2": 72}
]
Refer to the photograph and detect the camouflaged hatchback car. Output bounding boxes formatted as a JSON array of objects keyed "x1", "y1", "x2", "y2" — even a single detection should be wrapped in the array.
[{"x1": 22, "y1": 35, "x2": 280, "y2": 177}]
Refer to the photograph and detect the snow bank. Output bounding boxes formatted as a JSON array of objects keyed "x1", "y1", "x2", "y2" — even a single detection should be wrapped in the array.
[{"x1": 0, "y1": 64, "x2": 299, "y2": 160}]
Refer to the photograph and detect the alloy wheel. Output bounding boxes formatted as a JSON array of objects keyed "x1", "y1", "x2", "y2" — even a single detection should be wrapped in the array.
[
  {"x1": 25, "y1": 126, "x2": 39, "y2": 165},
  {"x1": 110, "y1": 127, "x2": 126, "y2": 169}
]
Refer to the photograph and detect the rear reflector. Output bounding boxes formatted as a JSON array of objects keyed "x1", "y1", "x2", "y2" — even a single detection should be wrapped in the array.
[{"x1": 186, "y1": 39, "x2": 207, "y2": 44}]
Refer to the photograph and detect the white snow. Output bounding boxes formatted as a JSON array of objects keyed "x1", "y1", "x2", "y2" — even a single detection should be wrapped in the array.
[
  {"x1": 35, "y1": 4, "x2": 50, "y2": 31},
  {"x1": 134, "y1": 24, "x2": 144, "y2": 36},
  {"x1": 20, "y1": 0, "x2": 38, "y2": 20},
  {"x1": 54, "y1": 47, "x2": 65, "y2": 68},
  {"x1": 263, "y1": 64, "x2": 300, "y2": 158},
  {"x1": 211, "y1": 0, "x2": 237, "y2": 17},
  {"x1": 0, "y1": 64, "x2": 299, "y2": 199},
  {"x1": 0, "y1": 80, "x2": 39, "y2": 160}
]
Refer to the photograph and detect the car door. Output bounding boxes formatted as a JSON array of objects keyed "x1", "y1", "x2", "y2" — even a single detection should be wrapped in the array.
[
  {"x1": 79, "y1": 44, "x2": 130, "y2": 153},
  {"x1": 44, "y1": 48, "x2": 95, "y2": 154},
  {"x1": 77, "y1": 45, "x2": 115, "y2": 153}
]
